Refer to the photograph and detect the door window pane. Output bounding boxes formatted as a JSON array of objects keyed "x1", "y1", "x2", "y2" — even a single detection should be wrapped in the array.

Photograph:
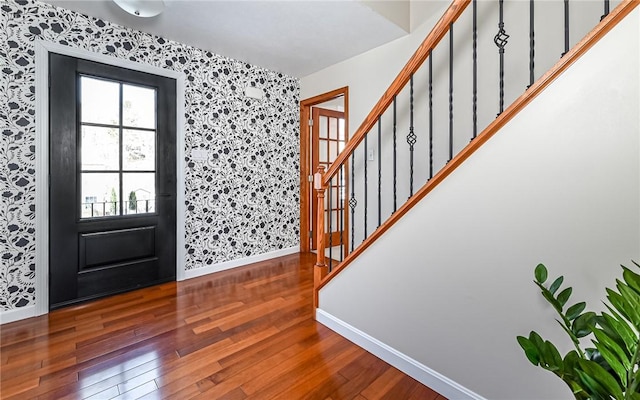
[
  {"x1": 123, "y1": 129, "x2": 155, "y2": 170},
  {"x1": 81, "y1": 126, "x2": 119, "y2": 170},
  {"x1": 81, "y1": 173, "x2": 120, "y2": 218},
  {"x1": 123, "y1": 84, "x2": 155, "y2": 129},
  {"x1": 319, "y1": 116, "x2": 328, "y2": 139},
  {"x1": 80, "y1": 77, "x2": 119, "y2": 125},
  {"x1": 123, "y1": 173, "x2": 156, "y2": 215}
]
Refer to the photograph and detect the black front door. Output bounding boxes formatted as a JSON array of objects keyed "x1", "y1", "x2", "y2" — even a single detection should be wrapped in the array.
[{"x1": 49, "y1": 53, "x2": 177, "y2": 309}]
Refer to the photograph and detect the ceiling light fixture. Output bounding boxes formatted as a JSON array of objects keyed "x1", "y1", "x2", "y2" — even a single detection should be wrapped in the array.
[{"x1": 113, "y1": 0, "x2": 165, "y2": 17}]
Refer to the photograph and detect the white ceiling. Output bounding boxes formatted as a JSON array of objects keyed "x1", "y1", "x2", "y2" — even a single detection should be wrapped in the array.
[{"x1": 39, "y1": 0, "x2": 440, "y2": 78}]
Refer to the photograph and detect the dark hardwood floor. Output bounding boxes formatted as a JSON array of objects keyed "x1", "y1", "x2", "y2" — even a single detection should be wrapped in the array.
[{"x1": 0, "y1": 252, "x2": 445, "y2": 399}]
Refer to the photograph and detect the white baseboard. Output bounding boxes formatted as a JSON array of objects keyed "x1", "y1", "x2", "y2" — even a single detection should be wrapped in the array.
[
  {"x1": 0, "y1": 305, "x2": 37, "y2": 325},
  {"x1": 316, "y1": 309, "x2": 486, "y2": 400},
  {"x1": 182, "y1": 246, "x2": 300, "y2": 280}
]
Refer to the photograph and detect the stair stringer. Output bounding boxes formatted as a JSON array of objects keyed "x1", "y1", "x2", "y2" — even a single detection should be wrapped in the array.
[{"x1": 317, "y1": 7, "x2": 639, "y2": 399}]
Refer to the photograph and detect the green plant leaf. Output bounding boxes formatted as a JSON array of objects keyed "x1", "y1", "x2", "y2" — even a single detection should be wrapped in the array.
[
  {"x1": 536, "y1": 281, "x2": 563, "y2": 313},
  {"x1": 549, "y1": 276, "x2": 564, "y2": 295},
  {"x1": 601, "y1": 309, "x2": 637, "y2": 356},
  {"x1": 517, "y1": 336, "x2": 540, "y2": 365},
  {"x1": 529, "y1": 331, "x2": 545, "y2": 348},
  {"x1": 575, "y1": 369, "x2": 612, "y2": 400},
  {"x1": 622, "y1": 266, "x2": 640, "y2": 295},
  {"x1": 616, "y1": 282, "x2": 640, "y2": 330},
  {"x1": 535, "y1": 264, "x2": 548, "y2": 284},
  {"x1": 593, "y1": 328, "x2": 630, "y2": 369},
  {"x1": 566, "y1": 302, "x2": 586, "y2": 321},
  {"x1": 577, "y1": 359, "x2": 624, "y2": 400},
  {"x1": 606, "y1": 288, "x2": 640, "y2": 332},
  {"x1": 572, "y1": 312, "x2": 596, "y2": 338},
  {"x1": 557, "y1": 287, "x2": 573, "y2": 309},
  {"x1": 592, "y1": 339, "x2": 627, "y2": 387},
  {"x1": 542, "y1": 340, "x2": 563, "y2": 371}
]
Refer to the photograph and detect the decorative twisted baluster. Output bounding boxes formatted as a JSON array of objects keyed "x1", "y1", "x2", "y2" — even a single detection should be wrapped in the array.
[
  {"x1": 377, "y1": 117, "x2": 382, "y2": 228},
  {"x1": 601, "y1": 0, "x2": 610, "y2": 20},
  {"x1": 328, "y1": 178, "x2": 333, "y2": 272},
  {"x1": 393, "y1": 96, "x2": 397, "y2": 211},
  {"x1": 407, "y1": 74, "x2": 417, "y2": 198},
  {"x1": 562, "y1": 0, "x2": 569, "y2": 57},
  {"x1": 472, "y1": 0, "x2": 477, "y2": 139},
  {"x1": 364, "y1": 135, "x2": 368, "y2": 240},
  {"x1": 349, "y1": 153, "x2": 356, "y2": 253},
  {"x1": 428, "y1": 51, "x2": 433, "y2": 179},
  {"x1": 339, "y1": 166, "x2": 343, "y2": 262},
  {"x1": 528, "y1": 0, "x2": 535, "y2": 88},
  {"x1": 494, "y1": 0, "x2": 509, "y2": 115},
  {"x1": 448, "y1": 23, "x2": 454, "y2": 161}
]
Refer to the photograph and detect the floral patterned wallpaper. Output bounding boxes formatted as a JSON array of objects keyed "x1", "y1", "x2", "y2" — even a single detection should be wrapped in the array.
[{"x1": 0, "y1": 0, "x2": 300, "y2": 311}]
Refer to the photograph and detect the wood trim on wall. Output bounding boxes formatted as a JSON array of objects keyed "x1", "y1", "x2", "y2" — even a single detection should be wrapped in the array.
[
  {"x1": 316, "y1": 0, "x2": 638, "y2": 292},
  {"x1": 299, "y1": 87, "x2": 349, "y2": 253}
]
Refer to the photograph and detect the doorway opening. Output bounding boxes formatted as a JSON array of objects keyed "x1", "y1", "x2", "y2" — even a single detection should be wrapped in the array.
[{"x1": 299, "y1": 87, "x2": 348, "y2": 254}]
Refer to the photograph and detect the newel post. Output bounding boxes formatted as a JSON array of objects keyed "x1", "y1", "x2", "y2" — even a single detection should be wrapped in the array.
[{"x1": 313, "y1": 166, "x2": 328, "y2": 314}]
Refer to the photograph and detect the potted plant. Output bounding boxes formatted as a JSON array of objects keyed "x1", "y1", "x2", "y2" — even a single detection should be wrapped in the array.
[{"x1": 517, "y1": 262, "x2": 640, "y2": 399}]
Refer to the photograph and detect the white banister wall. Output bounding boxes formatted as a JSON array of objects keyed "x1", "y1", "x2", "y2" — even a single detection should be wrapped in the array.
[{"x1": 315, "y1": 7, "x2": 639, "y2": 400}]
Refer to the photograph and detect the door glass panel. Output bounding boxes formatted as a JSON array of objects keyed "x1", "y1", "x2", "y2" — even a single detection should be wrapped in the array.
[
  {"x1": 329, "y1": 118, "x2": 338, "y2": 140},
  {"x1": 81, "y1": 126, "x2": 119, "y2": 170},
  {"x1": 123, "y1": 84, "x2": 156, "y2": 129},
  {"x1": 123, "y1": 173, "x2": 156, "y2": 215},
  {"x1": 320, "y1": 140, "x2": 328, "y2": 163},
  {"x1": 339, "y1": 119, "x2": 346, "y2": 140},
  {"x1": 319, "y1": 116, "x2": 328, "y2": 139},
  {"x1": 81, "y1": 173, "x2": 120, "y2": 218},
  {"x1": 123, "y1": 129, "x2": 155, "y2": 170},
  {"x1": 329, "y1": 140, "x2": 338, "y2": 161},
  {"x1": 80, "y1": 77, "x2": 119, "y2": 125}
]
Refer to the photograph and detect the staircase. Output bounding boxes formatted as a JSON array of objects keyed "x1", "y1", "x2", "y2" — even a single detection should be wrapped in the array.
[{"x1": 311, "y1": 1, "x2": 639, "y2": 397}]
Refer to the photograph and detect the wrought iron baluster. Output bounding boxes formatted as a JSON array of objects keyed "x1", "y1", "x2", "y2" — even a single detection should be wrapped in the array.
[
  {"x1": 339, "y1": 165, "x2": 343, "y2": 262},
  {"x1": 494, "y1": 0, "x2": 509, "y2": 115},
  {"x1": 528, "y1": 0, "x2": 535, "y2": 88},
  {"x1": 328, "y1": 178, "x2": 332, "y2": 272},
  {"x1": 562, "y1": 0, "x2": 569, "y2": 57},
  {"x1": 472, "y1": 0, "x2": 477, "y2": 139},
  {"x1": 393, "y1": 96, "x2": 397, "y2": 212},
  {"x1": 601, "y1": 0, "x2": 610, "y2": 20},
  {"x1": 349, "y1": 152, "x2": 356, "y2": 252},
  {"x1": 377, "y1": 117, "x2": 382, "y2": 228},
  {"x1": 407, "y1": 74, "x2": 416, "y2": 198},
  {"x1": 428, "y1": 51, "x2": 433, "y2": 179},
  {"x1": 448, "y1": 22, "x2": 454, "y2": 161},
  {"x1": 364, "y1": 135, "x2": 368, "y2": 240}
]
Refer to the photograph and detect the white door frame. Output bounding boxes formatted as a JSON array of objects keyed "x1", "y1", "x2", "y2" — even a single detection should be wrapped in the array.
[{"x1": 34, "y1": 40, "x2": 187, "y2": 316}]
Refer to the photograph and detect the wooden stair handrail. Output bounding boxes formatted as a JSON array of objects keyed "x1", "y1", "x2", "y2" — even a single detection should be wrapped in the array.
[
  {"x1": 322, "y1": 0, "x2": 471, "y2": 186},
  {"x1": 316, "y1": 0, "x2": 639, "y2": 293}
]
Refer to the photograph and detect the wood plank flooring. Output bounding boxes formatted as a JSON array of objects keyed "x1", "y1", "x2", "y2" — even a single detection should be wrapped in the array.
[{"x1": 0, "y1": 252, "x2": 445, "y2": 400}]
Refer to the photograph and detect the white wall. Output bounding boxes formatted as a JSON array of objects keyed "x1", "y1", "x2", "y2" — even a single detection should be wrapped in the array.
[{"x1": 318, "y1": 7, "x2": 640, "y2": 399}]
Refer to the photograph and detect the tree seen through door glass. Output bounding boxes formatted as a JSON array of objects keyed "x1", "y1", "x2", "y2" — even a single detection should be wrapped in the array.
[
  {"x1": 81, "y1": 173, "x2": 120, "y2": 218},
  {"x1": 123, "y1": 173, "x2": 155, "y2": 215},
  {"x1": 79, "y1": 76, "x2": 157, "y2": 219}
]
